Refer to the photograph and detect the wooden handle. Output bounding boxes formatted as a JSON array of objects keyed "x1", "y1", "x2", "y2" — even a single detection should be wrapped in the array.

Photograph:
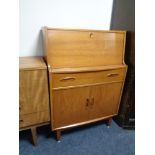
[
  {"x1": 86, "y1": 98, "x2": 94, "y2": 107},
  {"x1": 60, "y1": 77, "x2": 76, "y2": 81},
  {"x1": 86, "y1": 98, "x2": 89, "y2": 107},
  {"x1": 107, "y1": 73, "x2": 119, "y2": 77},
  {"x1": 19, "y1": 119, "x2": 24, "y2": 123},
  {"x1": 90, "y1": 98, "x2": 94, "y2": 106}
]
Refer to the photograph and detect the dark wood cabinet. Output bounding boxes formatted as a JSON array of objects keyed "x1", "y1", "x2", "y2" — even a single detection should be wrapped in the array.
[{"x1": 110, "y1": 0, "x2": 135, "y2": 129}]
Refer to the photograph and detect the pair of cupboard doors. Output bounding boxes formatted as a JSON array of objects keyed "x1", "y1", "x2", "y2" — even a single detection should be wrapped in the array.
[{"x1": 52, "y1": 81, "x2": 124, "y2": 130}]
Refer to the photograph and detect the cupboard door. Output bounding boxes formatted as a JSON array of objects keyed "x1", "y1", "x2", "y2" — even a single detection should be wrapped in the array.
[
  {"x1": 88, "y1": 82, "x2": 123, "y2": 120},
  {"x1": 52, "y1": 87, "x2": 90, "y2": 129},
  {"x1": 19, "y1": 70, "x2": 49, "y2": 115}
]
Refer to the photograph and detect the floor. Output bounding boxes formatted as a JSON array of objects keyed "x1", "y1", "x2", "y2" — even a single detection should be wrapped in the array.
[{"x1": 19, "y1": 121, "x2": 135, "y2": 155}]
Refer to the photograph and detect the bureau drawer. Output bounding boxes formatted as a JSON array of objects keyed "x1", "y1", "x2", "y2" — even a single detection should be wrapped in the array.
[
  {"x1": 52, "y1": 68, "x2": 126, "y2": 88},
  {"x1": 19, "y1": 111, "x2": 50, "y2": 128}
]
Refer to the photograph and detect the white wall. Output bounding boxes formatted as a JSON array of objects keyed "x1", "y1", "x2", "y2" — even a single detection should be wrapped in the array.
[{"x1": 20, "y1": 0, "x2": 113, "y2": 56}]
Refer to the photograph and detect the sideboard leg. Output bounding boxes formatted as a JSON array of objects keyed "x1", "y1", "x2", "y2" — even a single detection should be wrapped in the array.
[
  {"x1": 56, "y1": 130, "x2": 61, "y2": 141},
  {"x1": 107, "y1": 118, "x2": 112, "y2": 128},
  {"x1": 31, "y1": 127, "x2": 37, "y2": 145}
]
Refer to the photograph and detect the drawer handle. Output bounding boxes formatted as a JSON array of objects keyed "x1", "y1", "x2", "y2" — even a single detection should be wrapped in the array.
[
  {"x1": 19, "y1": 102, "x2": 22, "y2": 111},
  {"x1": 19, "y1": 105, "x2": 22, "y2": 111},
  {"x1": 19, "y1": 119, "x2": 24, "y2": 123},
  {"x1": 107, "y1": 73, "x2": 119, "y2": 77},
  {"x1": 60, "y1": 77, "x2": 76, "y2": 81}
]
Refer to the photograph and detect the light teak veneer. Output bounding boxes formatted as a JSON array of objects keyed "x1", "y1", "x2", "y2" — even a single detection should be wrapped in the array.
[
  {"x1": 19, "y1": 57, "x2": 50, "y2": 145},
  {"x1": 42, "y1": 27, "x2": 127, "y2": 140}
]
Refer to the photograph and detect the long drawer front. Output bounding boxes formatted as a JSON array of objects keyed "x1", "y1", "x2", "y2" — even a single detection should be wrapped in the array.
[
  {"x1": 52, "y1": 68, "x2": 126, "y2": 89},
  {"x1": 19, "y1": 111, "x2": 50, "y2": 128}
]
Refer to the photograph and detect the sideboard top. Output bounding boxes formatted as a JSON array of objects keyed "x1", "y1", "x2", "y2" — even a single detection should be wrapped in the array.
[
  {"x1": 42, "y1": 27, "x2": 126, "y2": 69},
  {"x1": 19, "y1": 56, "x2": 47, "y2": 70}
]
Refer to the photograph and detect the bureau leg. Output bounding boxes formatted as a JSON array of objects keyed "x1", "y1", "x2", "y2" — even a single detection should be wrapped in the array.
[
  {"x1": 31, "y1": 127, "x2": 37, "y2": 145},
  {"x1": 56, "y1": 130, "x2": 61, "y2": 141},
  {"x1": 107, "y1": 118, "x2": 112, "y2": 128}
]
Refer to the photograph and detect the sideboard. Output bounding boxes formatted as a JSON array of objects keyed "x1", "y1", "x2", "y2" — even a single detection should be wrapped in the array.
[{"x1": 19, "y1": 57, "x2": 50, "y2": 145}]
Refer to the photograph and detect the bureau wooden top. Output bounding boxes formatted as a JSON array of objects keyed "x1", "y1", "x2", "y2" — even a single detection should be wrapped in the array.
[
  {"x1": 42, "y1": 27, "x2": 126, "y2": 69},
  {"x1": 19, "y1": 57, "x2": 47, "y2": 70}
]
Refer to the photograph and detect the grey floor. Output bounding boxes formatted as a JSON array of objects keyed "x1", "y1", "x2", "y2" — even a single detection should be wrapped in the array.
[{"x1": 19, "y1": 121, "x2": 135, "y2": 155}]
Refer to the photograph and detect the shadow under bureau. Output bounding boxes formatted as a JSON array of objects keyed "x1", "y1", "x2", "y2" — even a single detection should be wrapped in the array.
[
  {"x1": 19, "y1": 57, "x2": 50, "y2": 145},
  {"x1": 42, "y1": 27, "x2": 128, "y2": 141}
]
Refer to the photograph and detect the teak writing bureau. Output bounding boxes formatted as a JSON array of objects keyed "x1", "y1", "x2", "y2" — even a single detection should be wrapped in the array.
[
  {"x1": 19, "y1": 57, "x2": 50, "y2": 145},
  {"x1": 42, "y1": 27, "x2": 127, "y2": 141}
]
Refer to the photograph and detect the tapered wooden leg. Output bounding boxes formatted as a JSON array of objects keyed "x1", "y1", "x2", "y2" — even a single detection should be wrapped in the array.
[
  {"x1": 31, "y1": 127, "x2": 37, "y2": 145},
  {"x1": 107, "y1": 118, "x2": 112, "y2": 128},
  {"x1": 56, "y1": 130, "x2": 61, "y2": 141}
]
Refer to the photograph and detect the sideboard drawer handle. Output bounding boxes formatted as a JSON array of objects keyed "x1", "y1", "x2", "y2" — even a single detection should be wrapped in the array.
[
  {"x1": 60, "y1": 77, "x2": 76, "y2": 81},
  {"x1": 19, "y1": 119, "x2": 24, "y2": 123},
  {"x1": 107, "y1": 73, "x2": 119, "y2": 77}
]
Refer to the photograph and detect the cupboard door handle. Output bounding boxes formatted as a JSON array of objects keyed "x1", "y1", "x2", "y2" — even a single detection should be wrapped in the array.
[
  {"x1": 60, "y1": 77, "x2": 76, "y2": 81},
  {"x1": 90, "y1": 98, "x2": 94, "y2": 106},
  {"x1": 107, "y1": 73, "x2": 119, "y2": 77},
  {"x1": 86, "y1": 98, "x2": 89, "y2": 107}
]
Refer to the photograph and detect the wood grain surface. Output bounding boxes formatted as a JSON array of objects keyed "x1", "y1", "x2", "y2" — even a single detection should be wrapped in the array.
[
  {"x1": 19, "y1": 70, "x2": 49, "y2": 115},
  {"x1": 43, "y1": 27, "x2": 126, "y2": 68},
  {"x1": 19, "y1": 57, "x2": 51, "y2": 144},
  {"x1": 19, "y1": 111, "x2": 50, "y2": 128},
  {"x1": 19, "y1": 56, "x2": 47, "y2": 70}
]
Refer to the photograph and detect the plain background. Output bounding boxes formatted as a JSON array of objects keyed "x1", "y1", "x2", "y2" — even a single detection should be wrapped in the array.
[
  {"x1": 19, "y1": 0, "x2": 113, "y2": 56},
  {"x1": 0, "y1": 0, "x2": 155, "y2": 155}
]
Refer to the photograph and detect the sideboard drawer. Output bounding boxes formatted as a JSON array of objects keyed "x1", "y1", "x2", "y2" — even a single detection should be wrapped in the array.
[
  {"x1": 19, "y1": 111, "x2": 50, "y2": 128},
  {"x1": 52, "y1": 68, "x2": 126, "y2": 89}
]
